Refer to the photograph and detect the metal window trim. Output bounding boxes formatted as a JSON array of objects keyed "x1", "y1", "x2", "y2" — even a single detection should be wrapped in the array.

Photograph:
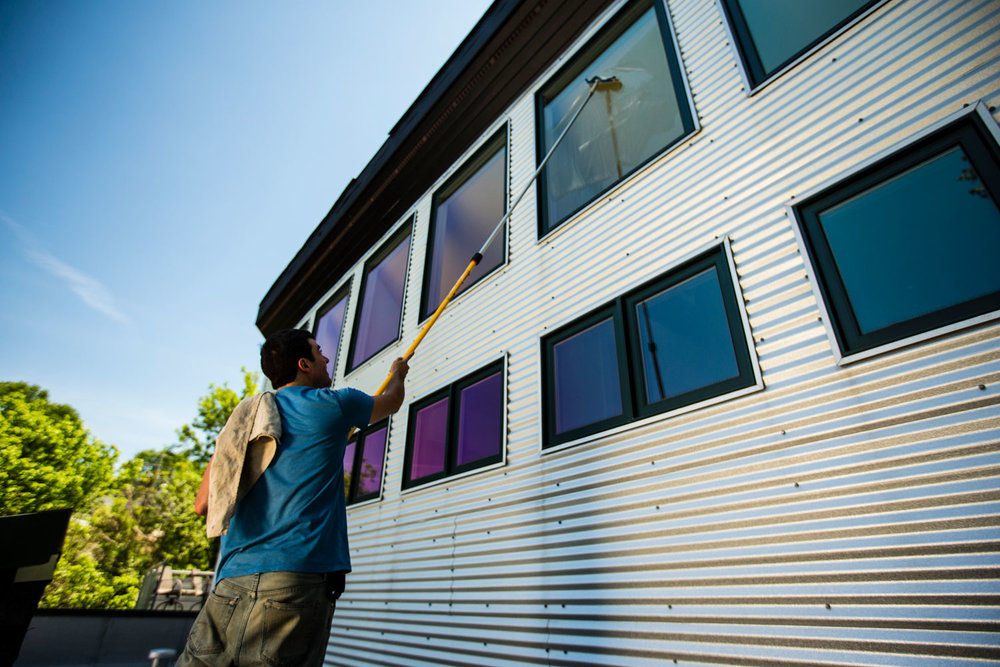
[
  {"x1": 536, "y1": 236, "x2": 763, "y2": 455},
  {"x1": 418, "y1": 123, "x2": 512, "y2": 323},
  {"x1": 533, "y1": 0, "x2": 700, "y2": 240},
  {"x1": 786, "y1": 101, "x2": 1000, "y2": 366},
  {"x1": 400, "y1": 353, "x2": 509, "y2": 496},
  {"x1": 716, "y1": 0, "x2": 890, "y2": 96}
]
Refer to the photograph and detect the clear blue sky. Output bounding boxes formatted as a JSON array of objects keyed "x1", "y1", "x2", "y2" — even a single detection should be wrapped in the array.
[{"x1": 0, "y1": 0, "x2": 493, "y2": 460}]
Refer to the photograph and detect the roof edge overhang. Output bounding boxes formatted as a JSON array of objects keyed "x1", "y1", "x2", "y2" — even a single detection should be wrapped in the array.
[{"x1": 256, "y1": 0, "x2": 614, "y2": 336}]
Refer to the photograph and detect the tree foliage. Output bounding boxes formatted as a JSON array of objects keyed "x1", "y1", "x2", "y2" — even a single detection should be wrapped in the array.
[
  {"x1": 20, "y1": 369, "x2": 261, "y2": 609},
  {"x1": 177, "y1": 367, "x2": 259, "y2": 463},
  {"x1": 0, "y1": 382, "x2": 117, "y2": 516}
]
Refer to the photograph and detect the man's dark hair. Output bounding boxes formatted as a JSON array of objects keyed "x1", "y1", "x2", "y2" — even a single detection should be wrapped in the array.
[{"x1": 260, "y1": 329, "x2": 315, "y2": 388}]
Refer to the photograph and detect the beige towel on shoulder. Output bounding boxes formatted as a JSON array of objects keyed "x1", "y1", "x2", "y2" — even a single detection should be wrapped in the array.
[{"x1": 206, "y1": 392, "x2": 281, "y2": 538}]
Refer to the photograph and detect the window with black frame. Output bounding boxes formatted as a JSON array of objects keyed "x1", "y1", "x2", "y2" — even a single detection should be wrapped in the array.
[
  {"x1": 541, "y1": 246, "x2": 757, "y2": 448},
  {"x1": 720, "y1": 0, "x2": 879, "y2": 88},
  {"x1": 536, "y1": 0, "x2": 694, "y2": 236},
  {"x1": 346, "y1": 222, "x2": 412, "y2": 371},
  {"x1": 344, "y1": 420, "x2": 389, "y2": 504},
  {"x1": 402, "y1": 361, "x2": 504, "y2": 489},
  {"x1": 421, "y1": 129, "x2": 507, "y2": 321},
  {"x1": 793, "y1": 111, "x2": 1000, "y2": 359},
  {"x1": 312, "y1": 281, "x2": 351, "y2": 383}
]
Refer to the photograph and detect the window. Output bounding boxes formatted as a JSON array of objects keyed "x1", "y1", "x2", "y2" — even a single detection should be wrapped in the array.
[
  {"x1": 403, "y1": 361, "x2": 505, "y2": 489},
  {"x1": 794, "y1": 110, "x2": 1000, "y2": 360},
  {"x1": 344, "y1": 420, "x2": 389, "y2": 504},
  {"x1": 542, "y1": 245, "x2": 757, "y2": 448},
  {"x1": 347, "y1": 223, "x2": 412, "y2": 371},
  {"x1": 536, "y1": 0, "x2": 694, "y2": 236},
  {"x1": 313, "y1": 281, "x2": 351, "y2": 382},
  {"x1": 720, "y1": 0, "x2": 879, "y2": 88},
  {"x1": 421, "y1": 130, "x2": 507, "y2": 320}
]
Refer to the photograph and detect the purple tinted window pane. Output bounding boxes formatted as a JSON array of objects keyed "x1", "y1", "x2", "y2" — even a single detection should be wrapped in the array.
[
  {"x1": 342, "y1": 440, "x2": 356, "y2": 500},
  {"x1": 315, "y1": 295, "x2": 348, "y2": 379},
  {"x1": 456, "y1": 372, "x2": 502, "y2": 466},
  {"x1": 409, "y1": 397, "x2": 449, "y2": 481},
  {"x1": 425, "y1": 144, "x2": 506, "y2": 319},
  {"x1": 553, "y1": 318, "x2": 623, "y2": 434},
  {"x1": 358, "y1": 427, "x2": 387, "y2": 497},
  {"x1": 351, "y1": 234, "x2": 411, "y2": 368}
]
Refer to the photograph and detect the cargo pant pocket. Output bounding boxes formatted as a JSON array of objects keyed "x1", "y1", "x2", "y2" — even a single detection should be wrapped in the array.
[
  {"x1": 261, "y1": 591, "x2": 329, "y2": 667},
  {"x1": 188, "y1": 591, "x2": 239, "y2": 656}
]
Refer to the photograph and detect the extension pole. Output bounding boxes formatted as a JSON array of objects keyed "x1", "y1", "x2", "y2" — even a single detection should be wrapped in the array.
[{"x1": 365, "y1": 76, "x2": 622, "y2": 402}]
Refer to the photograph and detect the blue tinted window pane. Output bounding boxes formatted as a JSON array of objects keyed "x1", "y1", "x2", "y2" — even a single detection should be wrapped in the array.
[
  {"x1": 635, "y1": 268, "x2": 740, "y2": 404},
  {"x1": 542, "y1": 6, "x2": 689, "y2": 231},
  {"x1": 426, "y1": 142, "x2": 506, "y2": 319},
  {"x1": 734, "y1": 0, "x2": 871, "y2": 74},
  {"x1": 457, "y1": 372, "x2": 502, "y2": 466},
  {"x1": 553, "y1": 318, "x2": 623, "y2": 435},
  {"x1": 358, "y1": 427, "x2": 387, "y2": 497},
  {"x1": 819, "y1": 147, "x2": 1000, "y2": 335},
  {"x1": 351, "y1": 233, "x2": 411, "y2": 368},
  {"x1": 343, "y1": 440, "x2": 356, "y2": 500},
  {"x1": 315, "y1": 294, "x2": 348, "y2": 379},
  {"x1": 410, "y1": 397, "x2": 449, "y2": 481}
]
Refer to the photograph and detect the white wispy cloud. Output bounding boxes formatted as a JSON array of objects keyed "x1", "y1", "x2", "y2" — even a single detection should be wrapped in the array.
[{"x1": 1, "y1": 213, "x2": 130, "y2": 325}]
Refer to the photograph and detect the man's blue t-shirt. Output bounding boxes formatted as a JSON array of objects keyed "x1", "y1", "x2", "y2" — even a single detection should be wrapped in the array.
[{"x1": 216, "y1": 386, "x2": 373, "y2": 581}]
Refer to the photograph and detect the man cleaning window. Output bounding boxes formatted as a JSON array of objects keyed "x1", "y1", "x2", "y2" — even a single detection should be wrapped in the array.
[{"x1": 178, "y1": 328, "x2": 408, "y2": 666}]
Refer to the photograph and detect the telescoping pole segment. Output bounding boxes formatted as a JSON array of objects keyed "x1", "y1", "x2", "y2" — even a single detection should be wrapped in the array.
[{"x1": 365, "y1": 75, "x2": 622, "y2": 402}]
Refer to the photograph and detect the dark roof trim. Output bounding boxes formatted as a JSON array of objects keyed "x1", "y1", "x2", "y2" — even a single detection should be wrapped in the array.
[{"x1": 257, "y1": 0, "x2": 614, "y2": 335}]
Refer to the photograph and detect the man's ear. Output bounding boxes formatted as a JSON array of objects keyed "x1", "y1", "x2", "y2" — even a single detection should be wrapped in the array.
[{"x1": 297, "y1": 357, "x2": 311, "y2": 373}]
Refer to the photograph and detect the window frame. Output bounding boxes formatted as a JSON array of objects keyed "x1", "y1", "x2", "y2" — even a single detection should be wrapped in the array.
[
  {"x1": 311, "y1": 279, "x2": 352, "y2": 386},
  {"x1": 420, "y1": 127, "x2": 509, "y2": 323},
  {"x1": 534, "y1": 0, "x2": 696, "y2": 238},
  {"x1": 718, "y1": 0, "x2": 885, "y2": 93},
  {"x1": 345, "y1": 418, "x2": 391, "y2": 506},
  {"x1": 791, "y1": 103, "x2": 1000, "y2": 364},
  {"x1": 402, "y1": 358, "x2": 507, "y2": 492},
  {"x1": 345, "y1": 220, "x2": 414, "y2": 373},
  {"x1": 540, "y1": 240, "x2": 761, "y2": 451}
]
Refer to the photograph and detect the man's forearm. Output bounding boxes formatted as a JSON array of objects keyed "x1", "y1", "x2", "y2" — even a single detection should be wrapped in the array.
[{"x1": 194, "y1": 457, "x2": 212, "y2": 516}]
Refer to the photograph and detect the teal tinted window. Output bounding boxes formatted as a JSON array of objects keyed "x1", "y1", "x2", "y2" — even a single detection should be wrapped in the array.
[
  {"x1": 721, "y1": 0, "x2": 877, "y2": 86},
  {"x1": 633, "y1": 268, "x2": 740, "y2": 404},
  {"x1": 537, "y1": 0, "x2": 693, "y2": 235},
  {"x1": 795, "y1": 114, "x2": 1000, "y2": 356}
]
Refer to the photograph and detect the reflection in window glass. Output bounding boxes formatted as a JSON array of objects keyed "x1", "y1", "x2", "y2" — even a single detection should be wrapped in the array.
[
  {"x1": 315, "y1": 286, "x2": 349, "y2": 381},
  {"x1": 538, "y1": 1, "x2": 692, "y2": 234},
  {"x1": 350, "y1": 229, "x2": 411, "y2": 370},
  {"x1": 358, "y1": 426, "x2": 387, "y2": 498},
  {"x1": 342, "y1": 440, "x2": 356, "y2": 501},
  {"x1": 456, "y1": 371, "x2": 503, "y2": 467},
  {"x1": 403, "y1": 362, "x2": 505, "y2": 489},
  {"x1": 553, "y1": 318, "x2": 624, "y2": 435},
  {"x1": 409, "y1": 397, "x2": 449, "y2": 482},
  {"x1": 635, "y1": 268, "x2": 740, "y2": 404},
  {"x1": 424, "y1": 133, "x2": 506, "y2": 320},
  {"x1": 723, "y1": 0, "x2": 875, "y2": 85},
  {"x1": 820, "y1": 148, "x2": 1000, "y2": 335}
]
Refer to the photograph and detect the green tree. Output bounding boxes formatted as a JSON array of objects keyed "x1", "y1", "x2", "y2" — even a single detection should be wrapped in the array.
[
  {"x1": 0, "y1": 382, "x2": 117, "y2": 516},
  {"x1": 177, "y1": 367, "x2": 259, "y2": 463}
]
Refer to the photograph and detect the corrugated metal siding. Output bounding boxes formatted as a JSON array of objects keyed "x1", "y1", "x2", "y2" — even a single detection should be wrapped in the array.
[{"x1": 301, "y1": 0, "x2": 1000, "y2": 663}]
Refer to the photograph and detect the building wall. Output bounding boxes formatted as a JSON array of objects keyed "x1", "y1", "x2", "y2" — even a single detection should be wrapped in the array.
[{"x1": 294, "y1": 0, "x2": 1000, "y2": 663}]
